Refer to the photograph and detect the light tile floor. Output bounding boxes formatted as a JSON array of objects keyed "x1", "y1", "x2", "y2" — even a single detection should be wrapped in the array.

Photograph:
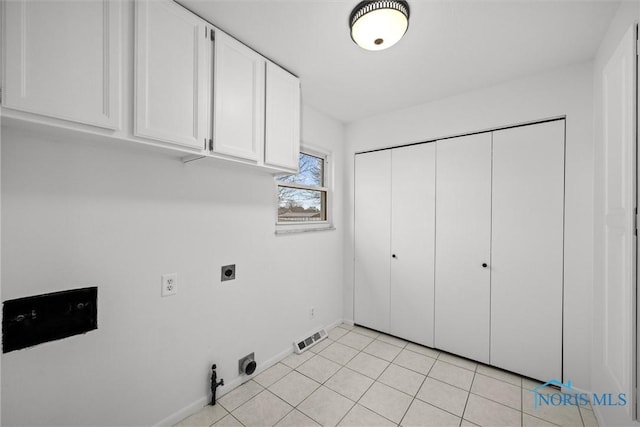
[{"x1": 177, "y1": 324, "x2": 597, "y2": 427}]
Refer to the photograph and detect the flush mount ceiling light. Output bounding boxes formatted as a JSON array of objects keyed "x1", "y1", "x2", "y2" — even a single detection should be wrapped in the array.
[{"x1": 350, "y1": 0, "x2": 410, "y2": 51}]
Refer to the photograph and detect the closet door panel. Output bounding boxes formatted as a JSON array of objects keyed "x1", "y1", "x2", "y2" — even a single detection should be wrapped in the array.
[
  {"x1": 491, "y1": 120, "x2": 565, "y2": 382},
  {"x1": 390, "y1": 144, "x2": 436, "y2": 346},
  {"x1": 435, "y1": 133, "x2": 492, "y2": 363},
  {"x1": 354, "y1": 151, "x2": 391, "y2": 333}
]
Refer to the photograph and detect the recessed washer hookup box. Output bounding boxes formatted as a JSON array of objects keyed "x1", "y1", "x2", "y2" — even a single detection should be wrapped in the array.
[{"x1": 2, "y1": 287, "x2": 98, "y2": 353}]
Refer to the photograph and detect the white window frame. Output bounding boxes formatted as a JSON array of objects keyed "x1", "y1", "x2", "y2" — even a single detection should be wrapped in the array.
[{"x1": 275, "y1": 144, "x2": 334, "y2": 234}]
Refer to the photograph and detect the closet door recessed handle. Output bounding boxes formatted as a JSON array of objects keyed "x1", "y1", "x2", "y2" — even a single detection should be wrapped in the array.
[
  {"x1": 482, "y1": 263, "x2": 488, "y2": 268},
  {"x1": 392, "y1": 254, "x2": 397, "y2": 259}
]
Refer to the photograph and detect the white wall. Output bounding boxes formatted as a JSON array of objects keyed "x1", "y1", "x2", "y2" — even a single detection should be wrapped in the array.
[
  {"x1": 344, "y1": 62, "x2": 595, "y2": 389},
  {"x1": 1, "y1": 110, "x2": 3, "y2": 427},
  {"x1": 1, "y1": 104, "x2": 345, "y2": 426},
  {"x1": 592, "y1": 2, "x2": 640, "y2": 426}
]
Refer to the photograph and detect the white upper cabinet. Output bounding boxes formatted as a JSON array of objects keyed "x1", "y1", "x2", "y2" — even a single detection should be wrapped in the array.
[
  {"x1": 135, "y1": 0, "x2": 210, "y2": 150},
  {"x1": 265, "y1": 62, "x2": 301, "y2": 172},
  {"x1": 213, "y1": 31, "x2": 266, "y2": 162},
  {"x1": 2, "y1": 0, "x2": 122, "y2": 129},
  {"x1": 2, "y1": 0, "x2": 300, "y2": 172}
]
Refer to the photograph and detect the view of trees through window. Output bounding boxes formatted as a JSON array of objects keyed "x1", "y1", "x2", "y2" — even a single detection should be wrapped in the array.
[{"x1": 276, "y1": 153, "x2": 326, "y2": 222}]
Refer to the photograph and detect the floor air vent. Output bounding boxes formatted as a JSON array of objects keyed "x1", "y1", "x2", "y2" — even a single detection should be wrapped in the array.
[{"x1": 294, "y1": 328, "x2": 328, "y2": 354}]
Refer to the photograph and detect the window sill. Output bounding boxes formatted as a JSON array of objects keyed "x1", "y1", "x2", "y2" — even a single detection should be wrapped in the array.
[{"x1": 275, "y1": 223, "x2": 336, "y2": 235}]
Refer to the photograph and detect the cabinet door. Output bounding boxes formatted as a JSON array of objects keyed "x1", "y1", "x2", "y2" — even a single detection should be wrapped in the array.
[
  {"x1": 390, "y1": 144, "x2": 436, "y2": 347},
  {"x1": 3, "y1": 0, "x2": 121, "y2": 129},
  {"x1": 355, "y1": 151, "x2": 391, "y2": 333},
  {"x1": 135, "y1": 0, "x2": 210, "y2": 149},
  {"x1": 491, "y1": 121, "x2": 565, "y2": 382},
  {"x1": 435, "y1": 133, "x2": 492, "y2": 363},
  {"x1": 265, "y1": 62, "x2": 300, "y2": 172},
  {"x1": 213, "y1": 32, "x2": 265, "y2": 161}
]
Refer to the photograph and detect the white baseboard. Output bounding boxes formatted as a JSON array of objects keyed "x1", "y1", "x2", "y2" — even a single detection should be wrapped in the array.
[
  {"x1": 327, "y1": 318, "x2": 345, "y2": 330},
  {"x1": 341, "y1": 319, "x2": 354, "y2": 327},
  {"x1": 154, "y1": 348, "x2": 293, "y2": 427},
  {"x1": 154, "y1": 395, "x2": 209, "y2": 427},
  {"x1": 155, "y1": 319, "x2": 343, "y2": 426}
]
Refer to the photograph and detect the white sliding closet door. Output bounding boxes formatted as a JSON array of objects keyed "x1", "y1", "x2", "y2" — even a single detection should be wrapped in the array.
[
  {"x1": 390, "y1": 144, "x2": 436, "y2": 346},
  {"x1": 435, "y1": 133, "x2": 492, "y2": 363},
  {"x1": 491, "y1": 120, "x2": 565, "y2": 382},
  {"x1": 355, "y1": 151, "x2": 391, "y2": 333}
]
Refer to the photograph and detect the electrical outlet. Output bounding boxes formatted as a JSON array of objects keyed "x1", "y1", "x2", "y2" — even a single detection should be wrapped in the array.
[
  {"x1": 161, "y1": 273, "x2": 177, "y2": 297},
  {"x1": 221, "y1": 264, "x2": 236, "y2": 282},
  {"x1": 309, "y1": 307, "x2": 315, "y2": 319}
]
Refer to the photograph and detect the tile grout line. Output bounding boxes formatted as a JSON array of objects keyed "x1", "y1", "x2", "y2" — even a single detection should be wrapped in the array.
[
  {"x1": 399, "y1": 349, "x2": 441, "y2": 426},
  {"x1": 230, "y1": 389, "x2": 287, "y2": 427},
  {"x1": 369, "y1": 341, "x2": 481, "y2": 421},
  {"x1": 290, "y1": 341, "x2": 370, "y2": 426},
  {"x1": 376, "y1": 367, "x2": 425, "y2": 398},
  {"x1": 459, "y1": 369, "x2": 477, "y2": 425},
  {"x1": 218, "y1": 380, "x2": 266, "y2": 414},
  {"x1": 420, "y1": 374, "x2": 465, "y2": 393},
  {"x1": 465, "y1": 387, "x2": 522, "y2": 412},
  {"x1": 346, "y1": 342, "x2": 411, "y2": 425},
  {"x1": 436, "y1": 352, "x2": 478, "y2": 371},
  {"x1": 318, "y1": 341, "x2": 361, "y2": 367},
  {"x1": 323, "y1": 368, "x2": 371, "y2": 403},
  {"x1": 577, "y1": 401, "x2": 587, "y2": 427},
  {"x1": 206, "y1": 325, "x2": 564, "y2": 427},
  {"x1": 312, "y1": 333, "x2": 530, "y2": 424},
  {"x1": 224, "y1": 413, "x2": 246, "y2": 427},
  {"x1": 473, "y1": 369, "x2": 522, "y2": 388},
  {"x1": 334, "y1": 346, "x2": 393, "y2": 426},
  {"x1": 332, "y1": 400, "x2": 357, "y2": 427},
  {"x1": 410, "y1": 380, "x2": 472, "y2": 420},
  {"x1": 206, "y1": 328, "x2": 351, "y2": 425},
  {"x1": 294, "y1": 353, "x2": 341, "y2": 386},
  {"x1": 336, "y1": 334, "x2": 376, "y2": 352},
  {"x1": 520, "y1": 385, "x2": 578, "y2": 426},
  {"x1": 525, "y1": 412, "x2": 563, "y2": 427},
  {"x1": 259, "y1": 351, "x2": 328, "y2": 425}
]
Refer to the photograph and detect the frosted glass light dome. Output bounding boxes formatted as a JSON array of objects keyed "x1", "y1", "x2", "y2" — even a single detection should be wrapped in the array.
[{"x1": 350, "y1": 1, "x2": 410, "y2": 51}]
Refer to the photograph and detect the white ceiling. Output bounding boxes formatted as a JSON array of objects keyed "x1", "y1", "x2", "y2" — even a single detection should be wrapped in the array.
[{"x1": 180, "y1": 0, "x2": 619, "y2": 123}]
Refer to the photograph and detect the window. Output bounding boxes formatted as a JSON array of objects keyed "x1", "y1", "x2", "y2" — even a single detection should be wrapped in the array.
[{"x1": 276, "y1": 149, "x2": 332, "y2": 232}]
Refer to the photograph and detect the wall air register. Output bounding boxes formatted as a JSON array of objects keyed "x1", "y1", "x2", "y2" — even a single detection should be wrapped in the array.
[{"x1": 294, "y1": 328, "x2": 328, "y2": 354}]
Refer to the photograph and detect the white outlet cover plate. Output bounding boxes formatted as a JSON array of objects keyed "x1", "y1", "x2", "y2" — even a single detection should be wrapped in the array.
[{"x1": 161, "y1": 273, "x2": 177, "y2": 297}]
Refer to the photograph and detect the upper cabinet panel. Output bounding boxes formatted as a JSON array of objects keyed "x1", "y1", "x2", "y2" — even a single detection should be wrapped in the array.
[
  {"x1": 135, "y1": 0, "x2": 210, "y2": 150},
  {"x1": 2, "y1": 0, "x2": 299, "y2": 173},
  {"x1": 213, "y1": 31, "x2": 265, "y2": 162},
  {"x1": 265, "y1": 62, "x2": 300, "y2": 172},
  {"x1": 3, "y1": 0, "x2": 122, "y2": 129}
]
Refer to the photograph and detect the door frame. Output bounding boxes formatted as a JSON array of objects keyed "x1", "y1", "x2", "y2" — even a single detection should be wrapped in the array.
[{"x1": 631, "y1": 22, "x2": 640, "y2": 420}]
